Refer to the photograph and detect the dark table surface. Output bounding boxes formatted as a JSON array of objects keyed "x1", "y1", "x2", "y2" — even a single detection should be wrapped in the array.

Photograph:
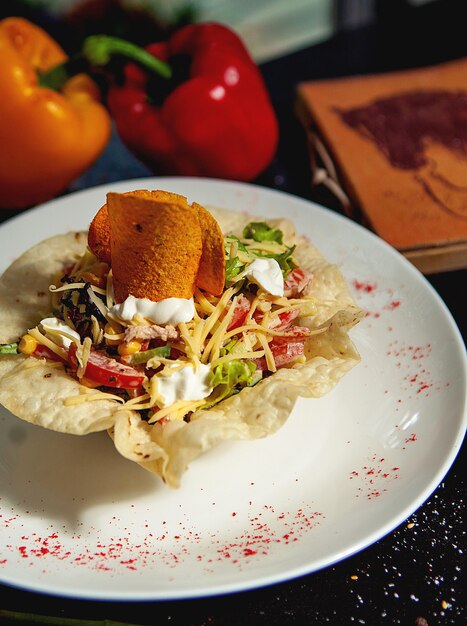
[{"x1": 1, "y1": 1, "x2": 466, "y2": 624}]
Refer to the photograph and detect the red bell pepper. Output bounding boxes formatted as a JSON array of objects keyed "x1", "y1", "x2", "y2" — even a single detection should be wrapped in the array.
[{"x1": 107, "y1": 23, "x2": 278, "y2": 181}]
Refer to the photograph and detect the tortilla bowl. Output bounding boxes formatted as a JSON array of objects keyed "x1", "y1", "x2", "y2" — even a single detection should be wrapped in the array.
[{"x1": 0, "y1": 206, "x2": 363, "y2": 487}]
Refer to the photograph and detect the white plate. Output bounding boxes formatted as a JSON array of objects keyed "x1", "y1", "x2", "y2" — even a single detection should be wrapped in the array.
[{"x1": 0, "y1": 177, "x2": 466, "y2": 600}]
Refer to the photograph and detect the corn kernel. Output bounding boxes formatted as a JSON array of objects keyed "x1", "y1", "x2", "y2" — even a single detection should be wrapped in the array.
[
  {"x1": 18, "y1": 334, "x2": 38, "y2": 355},
  {"x1": 118, "y1": 341, "x2": 142, "y2": 356}
]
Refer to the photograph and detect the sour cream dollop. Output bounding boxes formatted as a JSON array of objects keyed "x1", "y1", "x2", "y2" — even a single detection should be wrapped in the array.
[
  {"x1": 110, "y1": 295, "x2": 195, "y2": 325},
  {"x1": 40, "y1": 317, "x2": 81, "y2": 348},
  {"x1": 246, "y1": 258, "x2": 284, "y2": 297},
  {"x1": 155, "y1": 363, "x2": 213, "y2": 407}
]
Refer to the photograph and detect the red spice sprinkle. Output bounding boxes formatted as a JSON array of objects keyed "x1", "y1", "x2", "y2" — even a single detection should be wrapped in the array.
[
  {"x1": 2, "y1": 501, "x2": 326, "y2": 574},
  {"x1": 353, "y1": 279, "x2": 377, "y2": 293},
  {"x1": 19, "y1": 546, "x2": 28, "y2": 558},
  {"x1": 417, "y1": 383, "x2": 432, "y2": 393},
  {"x1": 351, "y1": 456, "x2": 401, "y2": 499}
]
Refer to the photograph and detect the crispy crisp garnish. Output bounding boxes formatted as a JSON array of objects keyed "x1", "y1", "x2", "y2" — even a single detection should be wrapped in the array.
[
  {"x1": 88, "y1": 190, "x2": 168, "y2": 263},
  {"x1": 88, "y1": 190, "x2": 225, "y2": 299},
  {"x1": 194, "y1": 202, "x2": 225, "y2": 296},
  {"x1": 107, "y1": 191, "x2": 203, "y2": 303},
  {"x1": 88, "y1": 202, "x2": 111, "y2": 263}
]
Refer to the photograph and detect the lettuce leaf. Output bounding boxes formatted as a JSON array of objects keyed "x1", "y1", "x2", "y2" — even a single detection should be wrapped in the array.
[
  {"x1": 0, "y1": 342, "x2": 19, "y2": 354},
  {"x1": 243, "y1": 222, "x2": 283, "y2": 244},
  {"x1": 225, "y1": 256, "x2": 245, "y2": 282},
  {"x1": 263, "y1": 244, "x2": 297, "y2": 277},
  {"x1": 131, "y1": 345, "x2": 171, "y2": 365},
  {"x1": 207, "y1": 359, "x2": 259, "y2": 406}
]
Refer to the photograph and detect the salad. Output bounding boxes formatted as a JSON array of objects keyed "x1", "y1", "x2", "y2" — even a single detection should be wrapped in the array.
[{"x1": 0, "y1": 190, "x2": 363, "y2": 486}]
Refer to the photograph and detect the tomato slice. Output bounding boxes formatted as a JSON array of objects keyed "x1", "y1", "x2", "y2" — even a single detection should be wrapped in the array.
[
  {"x1": 269, "y1": 308, "x2": 301, "y2": 330},
  {"x1": 33, "y1": 344, "x2": 66, "y2": 362},
  {"x1": 227, "y1": 294, "x2": 251, "y2": 331},
  {"x1": 68, "y1": 344, "x2": 146, "y2": 389},
  {"x1": 284, "y1": 268, "x2": 311, "y2": 297},
  {"x1": 255, "y1": 341, "x2": 306, "y2": 371},
  {"x1": 271, "y1": 325, "x2": 311, "y2": 344}
]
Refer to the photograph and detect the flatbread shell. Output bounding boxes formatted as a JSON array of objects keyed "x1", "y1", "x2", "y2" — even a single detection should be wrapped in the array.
[{"x1": 0, "y1": 207, "x2": 363, "y2": 486}]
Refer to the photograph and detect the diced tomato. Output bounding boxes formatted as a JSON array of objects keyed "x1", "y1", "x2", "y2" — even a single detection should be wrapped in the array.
[
  {"x1": 268, "y1": 308, "x2": 310, "y2": 342},
  {"x1": 68, "y1": 343, "x2": 79, "y2": 368},
  {"x1": 33, "y1": 344, "x2": 66, "y2": 362},
  {"x1": 227, "y1": 294, "x2": 251, "y2": 331},
  {"x1": 269, "y1": 308, "x2": 301, "y2": 330},
  {"x1": 271, "y1": 325, "x2": 311, "y2": 344},
  {"x1": 255, "y1": 340, "x2": 306, "y2": 371},
  {"x1": 68, "y1": 344, "x2": 145, "y2": 389},
  {"x1": 284, "y1": 268, "x2": 312, "y2": 297}
]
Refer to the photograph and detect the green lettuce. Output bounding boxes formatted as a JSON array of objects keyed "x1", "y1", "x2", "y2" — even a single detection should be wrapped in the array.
[
  {"x1": 243, "y1": 222, "x2": 283, "y2": 244},
  {"x1": 0, "y1": 342, "x2": 19, "y2": 354},
  {"x1": 207, "y1": 359, "x2": 259, "y2": 406},
  {"x1": 225, "y1": 256, "x2": 245, "y2": 282},
  {"x1": 264, "y1": 244, "x2": 297, "y2": 277},
  {"x1": 131, "y1": 345, "x2": 171, "y2": 365}
]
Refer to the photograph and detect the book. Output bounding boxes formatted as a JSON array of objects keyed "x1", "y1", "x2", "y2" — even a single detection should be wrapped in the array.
[{"x1": 296, "y1": 58, "x2": 467, "y2": 273}]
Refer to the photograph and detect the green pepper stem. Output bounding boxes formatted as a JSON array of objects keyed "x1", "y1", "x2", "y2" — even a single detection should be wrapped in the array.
[
  {"x1": 38, "y1": 34, "x2": 172, "y2": 91},
  {"x1": 83, "y1": 35, "x2": 172, "y2": 78}
]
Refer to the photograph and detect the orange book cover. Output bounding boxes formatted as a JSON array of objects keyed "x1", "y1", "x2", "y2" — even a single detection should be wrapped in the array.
[{"x1": 296, "y1": 58, "x2": 467, "y2": 272}]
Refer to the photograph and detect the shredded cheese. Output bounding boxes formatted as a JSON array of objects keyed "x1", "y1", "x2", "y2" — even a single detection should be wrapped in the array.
[
  {"x1": 256, "y1": 332, "x2": 276, "y2": 372},
  {"x1": 28, "y1": 327, "x2": 68, "y2": 361},
  {"x1": 105, "y1": 270, "x2": 115, "y2": 309},
  {"x1": 76, "y1": 337, "x2": 92, "y2": 379},
  {"x1": 63, "y1": 390, "x2": 125, "y2": 406},
  {"x1": 198, "y1": 286, "x2": 237, "y2": 346},
  {"x1": 148, "y1": 399, "x2": 205, "y2": 423},
  {"x1": 146, "y1": 355, "x2": 184, "y2": 370},
  {"x1": 194, "y1": 288, "x2": 216, "y2": 314},
  {"x1": 178, "y1": 322, "x2": 201, "y2": 365},
  {"x1": 210, "y1": 349, "x2": 265, "y2": 368},
  {"x1": 202, "y1": 296, "x2": 237, "y2": 364},
  {"x1": 122, "y1": 393, "x2": 152, "y2": 411},
  {"x1": 221, "y1": 322, "x2": 271, "y2": 343},
  {"x1": 229, "y1": 239, "x2": 238, "y2": 260},
  {"x1": 245, "y1": 295, "x2": 259, "y2": 324},
  {"x1": 91, "y1": 315, "x2": 103, "y2": 345},
  {"x1": 49, "y1": 282, "x2": 87, "y2": 293}
]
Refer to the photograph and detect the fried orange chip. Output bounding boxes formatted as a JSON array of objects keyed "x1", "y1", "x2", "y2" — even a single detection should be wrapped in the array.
[
  {"x1": 88, "y1": 190, "x2": 170, "y2": 263},
  {"x1": 88, "y1": 202, "x2": 111, "y2": 263},
  {"x1": 107, "y1": 191, "x2": 203, "y2": 303},
  {"x1": 194, "y1": 202, "x2": 225, "y2": 296},
  {"x1": 88, "y1": 190, "x2": 225, "y2": 300}
]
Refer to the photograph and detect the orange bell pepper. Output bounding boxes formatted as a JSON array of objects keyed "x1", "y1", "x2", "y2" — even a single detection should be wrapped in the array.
[{"x1": 0, "y1": 17, "x2": 111, "y2": 209}]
